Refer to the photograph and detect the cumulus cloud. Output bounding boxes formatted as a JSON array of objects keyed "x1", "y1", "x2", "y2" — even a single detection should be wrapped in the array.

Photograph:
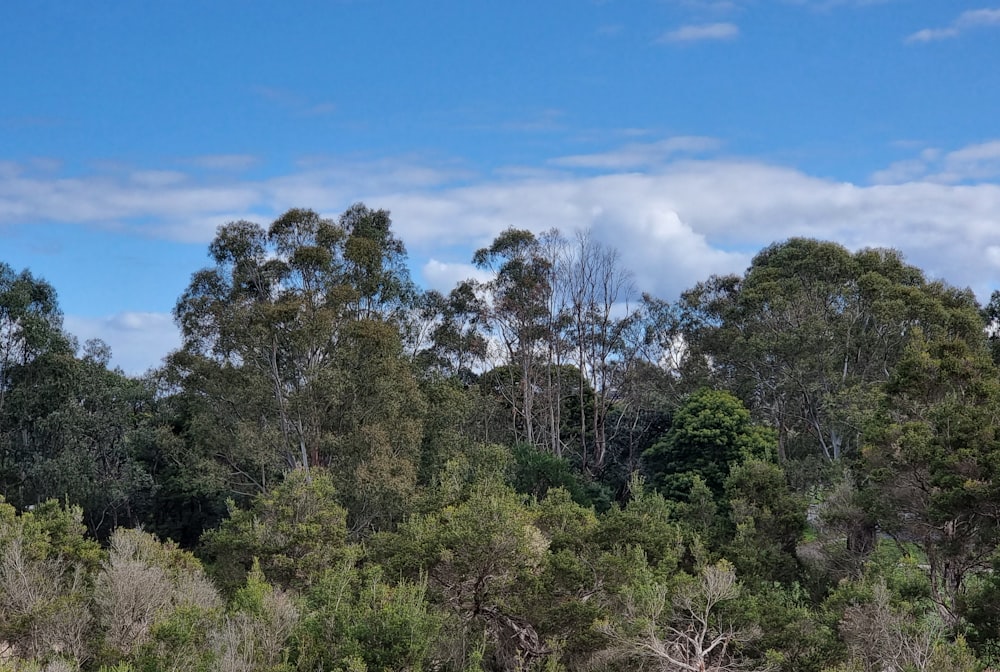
[
  {"x1": 421, "y1": 260, "x2": 492, "y2": 292},
  {"x1": 63, "y1": 312, "x2": 179, "y2": 375},
  {"x1": 906, "y1": 8, "x2": 1000, "y2": 43},
  {"x1": 7, "y1": 139, "x2": 1000, "y2": 375},
  {"x1": 381, "y1": 160, "x2": 1000, "y2": 300},
  {"x1": 657, "y1": 22, "x2": 740, "y2": 43}
]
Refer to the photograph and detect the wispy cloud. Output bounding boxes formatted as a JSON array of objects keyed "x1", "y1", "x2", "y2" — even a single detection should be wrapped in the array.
[
  {"x1": 658, "y1": 22, "x2": 740, "y2": 43},
  {"x1": 906, "y1": 8, "x2": 1000, "y2": 43},
  {"x1": 871, "y1": 140, "x2": 1000, "y2": 184},
  {"x1": 498, "y1": 109, "x2": 567, "y2": 133},
  {"x1": 661, "y1": 0, "x2": 739, "y2": 11},
  {"x1": 551, "y1": 136, "x2": 722, "y2": 169},
  {"x1": 252, "y1": 86, "x2": 337, "y2": 116},
  {"x1": 787, "y1": 0, "x2": 893, "y2": 9},
  {"x1": 187, "y1": 154, "x2": 260, "y2": 172}
]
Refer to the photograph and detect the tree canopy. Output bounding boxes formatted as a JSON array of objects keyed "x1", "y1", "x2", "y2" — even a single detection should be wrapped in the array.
[{"x1": 3, "y1": 219, "x2": 1000, "y2": 671}]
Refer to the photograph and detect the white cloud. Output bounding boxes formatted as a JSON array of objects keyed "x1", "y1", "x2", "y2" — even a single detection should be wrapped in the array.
[
  {"x1": 658, "y1": 22, "x2": 740, "y2": 43},
  {"x1": 906, "y1": 28, "x2": 959, "y2": 43},
  {"x1": 421, "y1": 260, "x2": 492, "y2": 293},
  {"x1": 64, "y1": 312, "x2": 179, "y2": 375},
  {"x1": 957, "y1": 8, "x2": 1000, "y2": 27},
  {"x1": 870, "y1": 140, "x2": 1000, "y2": 185},
  {"x1": 6, "y1": 138, "x2": 1000, "y2": 378},
  {"x1": 907, "y1": 7, "x2": 1000, "y2": 43}
]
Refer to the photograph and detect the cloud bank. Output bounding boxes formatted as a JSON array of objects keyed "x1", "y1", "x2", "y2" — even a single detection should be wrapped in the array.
[{"x1": 5, "y1": 138, "x2": 1000, "y2": 372}]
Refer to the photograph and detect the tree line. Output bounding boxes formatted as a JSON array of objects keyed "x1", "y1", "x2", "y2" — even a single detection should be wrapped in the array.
[{"x1": 2, "y1": 204, "x2": 1000, "y2": 671}]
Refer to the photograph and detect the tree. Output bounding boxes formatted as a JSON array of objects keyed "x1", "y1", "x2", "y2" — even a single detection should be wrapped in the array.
[
  {"x1": 95, "y1": 528, "x2": 222, "y2": 660},
  {"x1": 169, "y1": 206, "x2": 427, "y2": 530},
  {"x1": 0, "y1": 498, "x2": 101, "y2": 665},
  {"x1": 199, "y1": 468, "x2": 349, "y2": 593},
  {"x1": 0, "y1": 264, "x2": 73, "y2": 501},
  {"x1": 0, "y1": 263, "x2": 70, "y2": 410},
  {"x1": 862, "y1": 334, "x2": 1000, "y2": 628},
  {"x1": 416, "y1": 281, "x2": 488, "y2": 381},
  {"x1": 645, "y1": 388, "x2": 775, "y2": 501},
  {"x1": 473, "y1": 228, "x2": 556, "y2": 449},
  {"x1": 564, "y1": 231, "x2": 638, "y2": 473},
  {"x1": 598, "y1": 561, "x2": 769, "y2": 672},
  {"x1": 293, "y1": 557, "x2": 440, "y2": 672},
  {"x1": 723, "y1": 459, "x2": 806, "y2": 585},
  {"x1": 679, "y1": 239, "x2": 983, "y2": 465},
  {"x1": 15, "y1": 352, "x2": 156, "y2": 538},
  {"x1": 373, "y1": 479, "x2": 553, "y2": 670}
]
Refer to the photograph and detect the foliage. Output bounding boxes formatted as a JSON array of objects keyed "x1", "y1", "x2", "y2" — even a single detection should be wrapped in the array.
[
  {"x1": 861, "y1": 334, "x2": 1000, "y2": 627},
  {"x1": 4, "y1": 228, "x2": 1000, "y2": 671},
  {"x1": 724, "y1": 459, "x2": 806, "y2": 585},
  {"x1": 200, "y1": 468, "x2": 349, "y2": 593},
  {"x1": 0, "y1": 498, "x2": 99, "y2": 666},
  {"x1": 373, "y1": 479, "x2": 552, "y2": 670},
  {"x1": 293, "y1": 555, "x2": 439, "y2": 672},
  {"x1": 645, "y1": 388, "x2": 775, "y2": 501}
]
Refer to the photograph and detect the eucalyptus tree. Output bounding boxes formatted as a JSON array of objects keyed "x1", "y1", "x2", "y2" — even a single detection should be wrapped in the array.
[
  {"x1": 415, "y1": 280, "x2": 488, "y2": 381},
  {"x1": 563, "y1": 231, "x2": 638, "y2": 472},
  {"x1": 170, "y1": 205, "x2": 425, "y2": 530},
  {"x1": 473, "y1": 228, "x2": 555, "y2": 448},
  {"x1": 0, "y1": 263, "x2": 70, "y2": 418},
  {"x1": 0, "y1": 265, "x2": 157, "y2": 532}
]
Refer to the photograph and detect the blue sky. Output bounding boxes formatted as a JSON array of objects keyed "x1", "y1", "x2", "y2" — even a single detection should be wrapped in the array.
[{"x1": 3, "y1": 1, "x2": 1000, "y2": 373}]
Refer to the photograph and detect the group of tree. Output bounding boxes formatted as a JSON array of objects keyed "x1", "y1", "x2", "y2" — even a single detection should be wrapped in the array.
[{"x1": 3, "y1": 206, "x2": 1000, "y2": 670}]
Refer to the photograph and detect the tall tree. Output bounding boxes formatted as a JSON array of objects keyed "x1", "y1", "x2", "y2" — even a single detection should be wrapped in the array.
[
  {"x1": 679, "y1": 239, "x2": 983, "y2": 463},
  {"x1": 473, "y1": 228, "x2": 554, "y2": 448},
  {"x1": 169, "y1": 205, "x2": 425, "y2": 531},
  {"x1": 565, "y1": 231, "x2": 637, "y2": 472},
  {"x1": 862, "y1": 334, "x2": 1000, "y2": 628}
]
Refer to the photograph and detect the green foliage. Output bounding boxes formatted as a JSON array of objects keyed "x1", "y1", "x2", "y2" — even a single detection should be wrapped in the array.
[
  {"x1": 735, "y1": 581, "x2": 842, "y2": 672},
  {"x1": 422, "y1": 442, "x2": 513, "y2": 511},
  {"x1": 416, "y1": 376, "x2": 476, "y2": 485},
  {"x1": 644, "y1": 388, "x2": 774, "y2": 501},
  {"x1": 861, "y1": 334, "x2": 1000, "y2": 626},
  {"x1": 679, "y1": 239, "x2": 984, "y2": 466},
  {"x1": 724, "y1": 459, "x2": 806, "y2": 585},
  {"x1": 7, "y1": 230, "x2": 1000, "y2": 671},
  {"x1": 373, "y1": 478, "x2": 552, "y2": 669},
  {"x1": 168, "y1": 205, "x2": 425, "y2": 537},
  {"x1": 596, "y1": 475, "x2": 683, "y2": 576},
  {"x1": 132, "y1": 604, "x2": 218, "y2": 672},
  {"x1": 293, "y1": 556, "x2": 440, "y2": 672},
  {"x1": 510, "y1": 443, "x2": 609, "y2": 509},
  {"x1": 525, "y1": 489, "x2": 608, "y2": 667},
  {"x1": 200, "y1": 468, "x2": 349, "y2": 593}
]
